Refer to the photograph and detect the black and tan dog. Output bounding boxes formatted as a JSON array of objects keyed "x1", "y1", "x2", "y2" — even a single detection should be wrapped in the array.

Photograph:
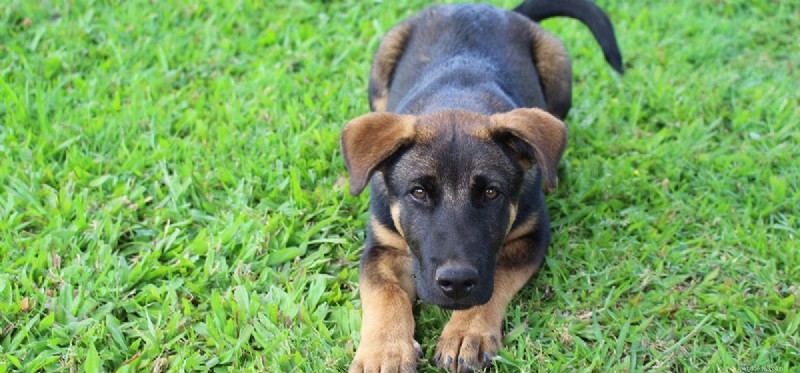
[{"x1": 340, "y1": 0, "x2": 623, "y2": 371}]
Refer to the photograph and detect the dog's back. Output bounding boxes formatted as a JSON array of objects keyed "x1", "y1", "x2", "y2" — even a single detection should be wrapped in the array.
[
  {"x1": 382, "y1": 5, "x2": 547, "y2": 115},
  {"x1": 368, "y1": 0, "x2": 623, "y2": 120}
]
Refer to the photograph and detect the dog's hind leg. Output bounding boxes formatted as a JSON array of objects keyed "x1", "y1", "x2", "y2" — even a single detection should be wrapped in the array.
[
  {"x1": 529, "y1": 24, "x2": 573, "y2": 120},
  {"x1": 368, "y1": 21, "x2": 411, "y2": 112}
]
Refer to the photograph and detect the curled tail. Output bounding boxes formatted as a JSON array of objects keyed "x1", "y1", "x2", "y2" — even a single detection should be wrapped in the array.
[{"x1": 514, "y1": 0, "x2": 624, "y2": 73}]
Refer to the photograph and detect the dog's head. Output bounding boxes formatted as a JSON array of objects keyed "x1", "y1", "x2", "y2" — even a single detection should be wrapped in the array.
[{"x1": 341, "y1": 109, "x2": 566, "y2": 309}]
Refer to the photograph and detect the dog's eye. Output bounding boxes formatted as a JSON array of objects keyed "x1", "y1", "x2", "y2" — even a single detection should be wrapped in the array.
[
  {"x1": 484, "y1": 187, "x2": 499, "y2": 200},
  {"x1": 411, "y1": 187, "x2": 427, "y2": 201}
]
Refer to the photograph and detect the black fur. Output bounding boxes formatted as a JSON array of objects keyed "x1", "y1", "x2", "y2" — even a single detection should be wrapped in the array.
[{"x1": 514, "y1": 0, "x2": 625, "y2": 73}]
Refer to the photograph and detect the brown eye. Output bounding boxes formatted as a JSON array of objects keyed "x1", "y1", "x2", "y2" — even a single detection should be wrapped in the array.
[
  {"x1": 411, "y1": 187, "x2": 427, "y2": 201},
  {"x1": 484, "y1": 187, "x2": 499, "y2": 200}
]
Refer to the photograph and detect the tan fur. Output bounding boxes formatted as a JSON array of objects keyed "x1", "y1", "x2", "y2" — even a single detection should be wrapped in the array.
[
  {"x1": 413, "y1": 125, "x2": 438, "y2": 142},
  {"x1": 489, "y1": 108, "x2": 567, "y2": 190},
  {"x1": 505, "y1": 213, "x2": 538, "y2": 243},
  {"x1": 390, "y1": 203, "x2": 405, "y2": 238},
  {"x1": 371, "y1": 96, "x2": 388, "y2": 113},
  {"x1": 350, "y1": 239, "x2": 418, "y2": 373},
  {"x1": 434, "y1": 238, "x2": 539, "y2": 371},
  {"x1": 506, "y1": 204, "x2": 518, "y2": 236},
  {"x1": 368, "y1": 217, "x2": 416, "y2": 297},
  {"x1": 469, "y1": 126, "x2": 492, "y2": 140},
  {"x1": 341, "y1": 113, "x2": 418, "y2": 195},
  {"x1": 472, "y1": 123, "x2": 534, "y2": 169},
  {"x1": 529, "y1": 25, "x2": 572, "y2": 119},
  {"x1": 420, "y1": 110, "x2": 487, "y2": 134},
  {"x1": 469, "y1": 108, "x2": 568, "y2": 190},
  {"x1": 371, "y1": 216, "x2": 408, "y2": 251},
  {"x1": 370, "y1": 22, "x2": 412, "y2": 112},
  {"x1": 351, "y1": 282, "x2": 418, "y2": 373}
]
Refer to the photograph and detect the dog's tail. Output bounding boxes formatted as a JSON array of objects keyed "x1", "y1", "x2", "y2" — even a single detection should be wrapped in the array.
[{"x1": 514, "y1": 0, "x2": 624, "y2": 73}]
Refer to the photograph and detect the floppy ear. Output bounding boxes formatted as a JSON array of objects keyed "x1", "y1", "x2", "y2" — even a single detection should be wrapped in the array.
[
  {"x1": 489, "y1": 108, "x2": 568, "y2": 190},
  {"x1": 340, "y1": 112, "x2": 417, "y2": 195}
]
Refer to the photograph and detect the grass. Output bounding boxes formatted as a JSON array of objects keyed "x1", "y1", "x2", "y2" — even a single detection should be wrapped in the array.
[{"x1": 0, "y1": 0, "x2": 797, "y2": 371}]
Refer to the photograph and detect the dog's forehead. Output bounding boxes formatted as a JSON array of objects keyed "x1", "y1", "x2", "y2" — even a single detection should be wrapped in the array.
[
  {"x1": 415, "y1": 110, "x2": 491, "y2": 139},
  {"x1": 391, "y1": 110, "x2": 516, "y2": 182}
]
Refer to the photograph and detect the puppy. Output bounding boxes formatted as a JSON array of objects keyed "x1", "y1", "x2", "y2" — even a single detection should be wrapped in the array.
[{"x1": 341, "y1": 0, "x2": 623, "y2": 371}]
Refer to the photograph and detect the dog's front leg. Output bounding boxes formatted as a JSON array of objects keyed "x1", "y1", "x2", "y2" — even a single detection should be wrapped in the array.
[
  {"x1": 350, "y1": 245, "x2": 420, "y2": 373},
  {"x1": 434, "y1": 237, "x2": 544, "y2": 372}
]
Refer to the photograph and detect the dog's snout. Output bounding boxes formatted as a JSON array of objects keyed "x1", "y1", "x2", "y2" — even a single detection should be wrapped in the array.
[{"x1": 435, "y1": 265, "x2": 479, "y2": 300}]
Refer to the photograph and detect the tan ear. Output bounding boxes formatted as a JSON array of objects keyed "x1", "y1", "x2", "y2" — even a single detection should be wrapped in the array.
[
  {"x1": 340, "y1": 112, "x2": 417, "y2": 195},
  {"x1": 490, "y1": 108, "x2": 568, "y2": 190}
]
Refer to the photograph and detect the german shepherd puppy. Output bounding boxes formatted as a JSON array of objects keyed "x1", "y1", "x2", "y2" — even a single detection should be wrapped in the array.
[{"x1": 340, "y1": 0, "x2": 623, "y2": 371}]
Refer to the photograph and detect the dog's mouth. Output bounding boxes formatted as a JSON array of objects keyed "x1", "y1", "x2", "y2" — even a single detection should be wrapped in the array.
[
  {"x1": 421, "y1": 292, "x2": 490, "y2": 310},
  {"x1": 437, "y1": 302, "x2": 477, "y2": 311}
]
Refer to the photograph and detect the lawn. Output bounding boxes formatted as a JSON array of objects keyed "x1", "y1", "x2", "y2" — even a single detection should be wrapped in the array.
[{"x1": 1, "y1": 0, "x2": 798, "y2": 371}]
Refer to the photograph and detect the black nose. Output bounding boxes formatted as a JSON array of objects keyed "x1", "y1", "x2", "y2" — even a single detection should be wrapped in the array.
[{"x1": 435, "y1": 265, "x2": 479, "y2": 300}]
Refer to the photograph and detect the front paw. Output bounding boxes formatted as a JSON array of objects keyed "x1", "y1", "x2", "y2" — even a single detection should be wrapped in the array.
[
  {"x1": 433, "y1": 327, "x2": 500, "y2": 372},
  {"x1": 349, "y1": 338, "x2": 422, "y2": 373}
]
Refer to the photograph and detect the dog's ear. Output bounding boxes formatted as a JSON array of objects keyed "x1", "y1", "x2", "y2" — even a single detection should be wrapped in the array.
[
  {"x1": 490, "y1": 108, "x2": 567, "y2": 191},
  {"x1": 341, "y1": 112, "x2": 417, "y2": 195}
]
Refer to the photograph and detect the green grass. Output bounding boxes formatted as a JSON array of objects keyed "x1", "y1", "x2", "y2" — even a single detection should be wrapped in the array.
[{"x1": 0, "y1": 0, "x2": 797, "y2": 371}]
